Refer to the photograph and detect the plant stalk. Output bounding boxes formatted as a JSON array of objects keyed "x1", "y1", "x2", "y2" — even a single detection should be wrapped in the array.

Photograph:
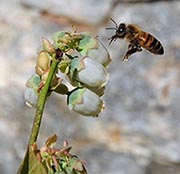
[
  {"x1": 29, "y1": 59, "x2": 59, "y2": 144},
  {"x1": 17, "y1": 59, "x2": 59, "y2": 174}
]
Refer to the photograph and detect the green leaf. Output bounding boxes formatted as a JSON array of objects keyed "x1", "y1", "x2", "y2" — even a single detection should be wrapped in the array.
[
  {"x1": 78, "y1": 34, "x2": 98, "y2": 56},
  {"x1": 17, "y1": 147, "x2": 48, "y2": 174},
  {"x1": 28, "y1": 148, "x2": 48, "y2": 174}
]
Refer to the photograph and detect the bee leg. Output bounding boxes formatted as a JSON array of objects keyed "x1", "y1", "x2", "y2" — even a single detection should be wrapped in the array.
[
  {"x1": 136, "y1": 44, "x2": 143, "y2": 52},
  {"x1": 108, "y1": 35, "x2": 117, "y2": 45},
  {"x1": 122, "y1": 44, "x2": 142, "y2": 61}
]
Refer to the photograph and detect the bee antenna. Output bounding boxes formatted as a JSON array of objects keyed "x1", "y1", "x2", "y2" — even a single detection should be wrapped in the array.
[
  {"x1": 110, "y1": 18, "x2": 118, "y2": 29},
  {"x1": 105, "y1": 27, "x2": 117, "y2": 30}
]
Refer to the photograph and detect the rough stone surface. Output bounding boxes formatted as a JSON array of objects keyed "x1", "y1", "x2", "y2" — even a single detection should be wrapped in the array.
[
  {"x1": 21, "y1": 0, "x2": 113, "y2": 25},
  {"x1": 0, "y1": 0, "x2": 180, "y2": 174}
]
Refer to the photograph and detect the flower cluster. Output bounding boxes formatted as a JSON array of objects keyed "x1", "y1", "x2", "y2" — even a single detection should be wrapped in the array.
[{"x1": 24, "y1": 29, "x2": 111, "y2": 117}]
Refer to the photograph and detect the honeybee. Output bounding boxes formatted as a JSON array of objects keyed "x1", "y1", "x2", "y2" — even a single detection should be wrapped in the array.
[{"x1": 107, "y1": 18, "x2": 164, "y2": 61}]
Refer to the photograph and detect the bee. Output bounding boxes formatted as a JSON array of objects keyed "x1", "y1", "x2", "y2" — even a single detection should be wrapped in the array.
[{"x1": 106, "y1": 18, "x2": 164, "y2": 61}]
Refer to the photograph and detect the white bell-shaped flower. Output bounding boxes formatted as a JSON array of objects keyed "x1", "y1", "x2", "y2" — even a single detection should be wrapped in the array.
[
  {"x1": 24, "y1": 87, "x2": 38, "y2": 108},
  {"x1": 70, "y1": 57, "x2": 109, "y2": 87},
  {"x1": 68, "y1": 87, "x2": 104, "y2": 117},
  {"x1": 88, "y1": 39, "x2": 111, "y2": 67}
]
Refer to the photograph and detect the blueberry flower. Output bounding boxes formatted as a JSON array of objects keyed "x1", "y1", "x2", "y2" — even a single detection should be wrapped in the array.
[{"x1": 67, "y1": 87, "x2": 104, "y2": 117}]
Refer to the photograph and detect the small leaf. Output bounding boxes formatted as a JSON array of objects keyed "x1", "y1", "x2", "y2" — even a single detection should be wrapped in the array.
[
  {"x1": 17, "y1": 147, "x2": 48, "y2": 174},
  {"x1": 45, "y1": 134, "x2": 58, "y2": 148},
  {"x1": 29, "y1": 148, "x2": 48, "y2": 174},
  {"x1": 78, "y1": 34, "x2": 98, "y2": 56}
]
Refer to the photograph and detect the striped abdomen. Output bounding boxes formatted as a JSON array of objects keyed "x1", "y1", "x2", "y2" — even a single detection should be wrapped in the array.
[{"x1": 138, "y1": 31, "x2": 164, "y2": 55}]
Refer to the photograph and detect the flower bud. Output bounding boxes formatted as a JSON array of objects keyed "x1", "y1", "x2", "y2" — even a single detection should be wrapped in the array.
[
  {"x1": 88, "y1": 39, "x2": 111, "y2": 66},
  {"x1": 70, "y1": 57, "x2": 108, "y2": 87},
  {"x1": 36, "y1": 51, "x2": 50, "y2": 75},
  {"x1": 42, "y1": 37, "x2": 55, "y2": 54},
  {"x1": 67, "y1": 87, "x2": 104, "y2": 117}
]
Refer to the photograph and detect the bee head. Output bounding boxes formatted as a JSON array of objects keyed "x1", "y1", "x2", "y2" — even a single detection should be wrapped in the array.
[
  {"x1": 106, "y1": 18, "x2": 126, "y2": 45},
  {"x1": 116, "y1": 23, "x2": 126, "y2": 38}
]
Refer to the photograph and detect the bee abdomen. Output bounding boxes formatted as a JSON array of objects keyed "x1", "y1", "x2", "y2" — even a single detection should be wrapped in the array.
[
  {"x1": 139, "y1": 31, "x2": 164, "y2": 55},
  {"x1": 143, "y1": 33, "x2": 164, "y2": 55}
]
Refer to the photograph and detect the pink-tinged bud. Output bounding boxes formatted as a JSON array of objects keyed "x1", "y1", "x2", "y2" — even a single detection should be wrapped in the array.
[
  {"x1": 36, "y1": 51, "x2": 50, "y2": 75},
  {"x1": 67, "y1": 88, "x2": 105, "y2": 117},
  {"x1": 42, "y1": 37, "x2": 55, "y2": 54}
]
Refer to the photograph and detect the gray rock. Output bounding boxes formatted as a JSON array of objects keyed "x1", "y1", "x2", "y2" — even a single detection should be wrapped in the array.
[
  {"x1": 146, "y1": 160, "x2": 180, "y2": 174},
  {"x1": 79, "y1": 148, "x2": 146, "y2": 174},
  {"x1": 21, "y1": 0, "x2": 114, "y2": 25}
]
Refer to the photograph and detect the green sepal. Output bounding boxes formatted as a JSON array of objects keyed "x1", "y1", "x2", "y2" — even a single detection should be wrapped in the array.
[
  {"x1": 70, "y1": 58, "x2": 84, "y2": 72},
  {"x1": 69, "y1": 58, "x2": 84, "y2": 83},
  {"x1": 78, "y1": 34, "x2": 98, "y2": 56},
  {"x1": 26, "y1": 74, "x2": 41, "y2": 95},
  {"x1": 52, "y1": 30, "x2": 84, "y2": 52},
  {"x1": 67, "y1": 88, "x2": 86, "y2": 109},
  {"x1": 52, "y1": 31, "x2": 66, "y2": 49}
]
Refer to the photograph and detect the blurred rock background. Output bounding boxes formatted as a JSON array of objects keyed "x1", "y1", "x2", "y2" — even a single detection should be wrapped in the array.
[{"x1": 0, "y1": 0, "x2": 180, "y2": 174}]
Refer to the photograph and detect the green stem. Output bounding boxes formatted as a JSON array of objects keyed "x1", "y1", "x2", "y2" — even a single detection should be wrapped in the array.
[
  {"x1": 17, "y1": 59, "x2": 59, "y2": 174},
  {"x1": 29, "y1": 59, "x2": 59, "y2": 144}
]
